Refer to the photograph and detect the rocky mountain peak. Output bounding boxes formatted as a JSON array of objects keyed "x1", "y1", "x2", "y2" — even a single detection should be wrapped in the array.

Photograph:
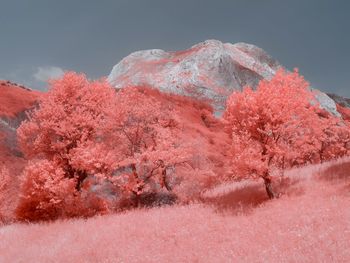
[
  {"x1": 108, "y1": 40, "x2": 281, "y2": 113},
  {"x1": 108, "y1": 40, "x2": 342, "y2": 117}
]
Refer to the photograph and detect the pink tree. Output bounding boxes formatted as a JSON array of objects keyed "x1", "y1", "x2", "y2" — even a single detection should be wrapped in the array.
[
  {"x1": 224, "y1": 69, "x2": 350, "y2": 198},
  {"x1": 314, "y1": 109, "x2": 350, "y2": 162},
  {"x1": 109, "y1": 87, "x2": 194, "y2": 206},
  {"x1": 16, "y1": 72, "x2": 118, "y2": 220},
  {"x1": 17, "y1": 72, "x2": 117, "y2": 190},
  {"x1": 17, "y1": 78, "x2": 199, "y2": 218}
]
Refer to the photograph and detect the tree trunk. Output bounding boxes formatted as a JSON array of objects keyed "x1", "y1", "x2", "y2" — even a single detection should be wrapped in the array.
[
  {"x1": 76, "y1": 170, "x2": 88, "y2": 191},
  {"x1": 130, "y1": 163, "x2": 142, "y2": 207},
  {"x1": 161, "y1": 167, "x2": 172, "y2": 191},
  {"x1": 263, "y1": 176, "x2": 277, "y2": 199}
]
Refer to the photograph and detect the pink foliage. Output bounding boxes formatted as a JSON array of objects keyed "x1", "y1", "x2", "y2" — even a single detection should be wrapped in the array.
[
  {"x1": 15, "y1": 159, "x2": 112, "y2": 222},
  {"x1": 15, "y1": 159, "x2": 77, "y2": 221},
  {"x1": 15, "y1": 75, "x2": 219, "y2": 221},
  {"x1": 13, "y1": 68, "x2": 349, "y2": 222},
  {"x1": 109, "y1": 87, "x2": 207, "y2": 206},
  {"x1": 17, "y1": 72, "x2": 115, "y2": 163},
  {"x1": 224, "y1": 69, "x2": 350, "y2": 197},
  {"x1": 16, "y1": 72, "x2": 118, "y2": 220}
]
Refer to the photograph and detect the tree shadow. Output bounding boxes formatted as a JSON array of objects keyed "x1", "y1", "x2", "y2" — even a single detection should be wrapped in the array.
[
  {"x1": 117, "y1": 191, "x2": 178, "y2": 210},
  {"x1": 274, "y1": 176, "x2": 305, "y2": 197},
  {"x1": 138, "y1": 192, "x2": 178, "y2": 207},
  {"x1": 201, "y1": 176, "x2": 304, "y2": 215},
  {"x1": 201, "y1": 183, "x2": 269, "y2": 215},
  {"x1": 316, "y1": 161, "x2": 350, "y2": 182}
]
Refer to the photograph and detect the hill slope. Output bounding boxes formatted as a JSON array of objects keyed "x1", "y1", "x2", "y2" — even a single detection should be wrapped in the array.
[{"x1": 0, "y1": 81, "x2": 41, "y2": 173}]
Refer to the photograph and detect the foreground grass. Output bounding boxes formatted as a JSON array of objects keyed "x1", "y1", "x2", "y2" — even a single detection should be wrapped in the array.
[{"x1": 1, "y1": 159, "x2": 350, "y2": 263}]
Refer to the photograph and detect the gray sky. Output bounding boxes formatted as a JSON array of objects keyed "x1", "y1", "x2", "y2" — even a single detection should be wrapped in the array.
[{"x1": 0, "y1": 0, "x2": 349, "y2": 97}]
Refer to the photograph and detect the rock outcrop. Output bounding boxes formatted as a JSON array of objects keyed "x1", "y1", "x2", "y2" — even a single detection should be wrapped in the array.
[
  {"x1": 311, "y1": 89, "x2": 340, "y2": 117},
  {"x1": 107, "y1": 39, "x2": 340, "y2": 115},
  {"x1": 327, "y1": 93, "x2": 350, "y2": 108},
  {"x1": 108, "y1": 40, "x2": 281, "y2": 113},
  {"x1": 327, "y1": 93, "x2": 350, "y2": 121}
]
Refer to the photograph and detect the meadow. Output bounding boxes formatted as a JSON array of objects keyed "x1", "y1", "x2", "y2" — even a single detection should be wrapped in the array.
[{"x1": 1, "y1": 158, "x2": 349, "y2": 263}]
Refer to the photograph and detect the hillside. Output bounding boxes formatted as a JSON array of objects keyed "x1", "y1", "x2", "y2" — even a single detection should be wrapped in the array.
[
  {"x1": 1, "y1": 158, "x2": 349, "y2": 263},
  {"x1": 0, "y1": 81, "x2": 41, "y2": 173},
  {"x1": 0, "y1": 80, "x2": 39, "y2": 118}
]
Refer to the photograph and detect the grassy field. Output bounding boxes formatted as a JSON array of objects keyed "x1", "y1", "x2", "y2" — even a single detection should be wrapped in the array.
[{"x1": 1, "y1": 158, "x2": 349, "y2": 263}]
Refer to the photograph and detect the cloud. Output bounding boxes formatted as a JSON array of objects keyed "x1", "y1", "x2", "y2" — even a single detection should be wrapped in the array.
[{"x1": 34, "y1": 66, "x2": 64, "y2": 83}]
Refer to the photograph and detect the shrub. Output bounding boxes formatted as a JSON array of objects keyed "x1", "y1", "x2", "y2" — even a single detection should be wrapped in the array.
[{"x1": 15, "y1": 159, "x2": 76, "y2": 221}]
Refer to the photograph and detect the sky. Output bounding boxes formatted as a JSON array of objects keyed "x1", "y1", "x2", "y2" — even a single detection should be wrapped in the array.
[{"x1": 0, "y1": 0, "x2": 349, "y2": 97}]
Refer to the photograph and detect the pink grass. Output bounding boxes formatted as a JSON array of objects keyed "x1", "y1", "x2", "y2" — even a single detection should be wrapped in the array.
[{"x1": 1, "y1": 158, "x2": 350, "y2": 262}]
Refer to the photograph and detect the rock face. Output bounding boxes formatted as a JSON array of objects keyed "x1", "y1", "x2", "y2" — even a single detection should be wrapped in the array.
[
  {"x1": 327, "y1": 93, "x2": 350, "y2": 108},
  {"x1": 311, "y1": 89, "x2": 340, "y2": 117},
  {"x1": 108, "y1": 40, "x2": 281, "y2": 113},
  {"x1": 107, "y1": 39, "x2": 341, "y2": 115},
  {"x1": 327, "y1": 93, "x2": 350, "y2": 120}
]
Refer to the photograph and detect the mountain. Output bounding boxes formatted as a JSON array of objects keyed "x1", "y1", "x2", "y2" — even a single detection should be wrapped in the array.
[
  {"x1": 107, "y1": 39, "x2": 340, "y2": 116},
  {"x1": 108, "y1": 40, "x2": 280, "y2": 113}
]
